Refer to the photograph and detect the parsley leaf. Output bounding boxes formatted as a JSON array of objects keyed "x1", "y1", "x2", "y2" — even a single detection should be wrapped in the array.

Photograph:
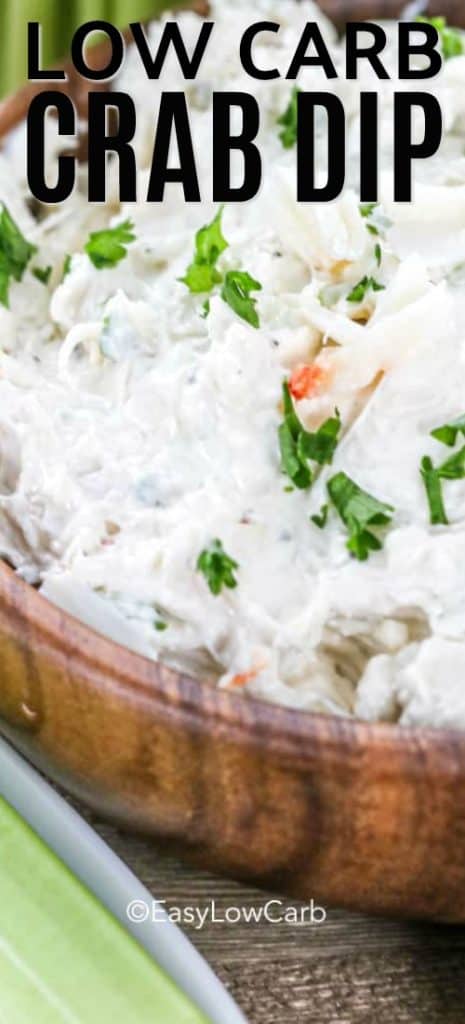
[
  {"x1": 221, "y1": 270, "x2": 262, "y2": 328},
  {"x1": 360, "y1": 202, "x2": 379, "y2": 237},
  {"x1": 277, "y1": 86, "x2": 300, "y2": 149},
  {"x1": 0, "y1": 204, "x2": 37, "y2": 307},
  {"x1": 421, "y1": 443, "x2": 465, "y2": 525},
  {"x1": 297, "y1": 410, "x2": 341, "y2": 466},
  {"x1": 181, "y1": 207, "x2": 228, "y2": 294},
  {"x1": 63, "y1": 254, "x2": 72, "y2": 278},
  {"x1": 374, "y1": 243, "x2": 382, "y2": 267},
  {"x1": 84, "y1": 219, "x2": 136, "y2": 269},
  {"x1": 279, "y1": 420, "x2": 313, "y2": 490},
  {"x1": 197, "y1": 539, "x2": 239, "y2": 595},
  {"x1": 431, "y1": 414, "x2": 465, "y2": 448},
  {"x1": 154, "y1": 619, "x2": 168, "y2": 632},
  {"x1": 279, "y1": 381, "x2": 313, "y2": 489},
  {"x1": 437, "y1": 445, "x2": 465, "y2": 480},
  {"x1": 32, "y1": 265, "x2": 52, "y2": 285},
  {"x1": 360, "y1": 203, "x2": 378, "y2": 219},
  {"x1": 327, "y1": 472, "x2": 394, "y2": 560},
  {"x1": 417, "y1": 16, "x2": 463, "y2": 60},
  {"x1": 311, "y1": 504, "x2": 329, "y2": 529},
  {"x1": 279, "y1": 383, "x2": 341, "y2": 490},
  {"x1": 421, "y1": 456, "x2": 448, "y2": 525},
  {"x1": 347, "y1": 276, "x2": 385, "y2": 304}
]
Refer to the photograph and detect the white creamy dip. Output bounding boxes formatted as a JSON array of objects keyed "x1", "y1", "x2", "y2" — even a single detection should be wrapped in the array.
[{"x1": 1, "y1": 1, "x2": 465, "y2": 728}]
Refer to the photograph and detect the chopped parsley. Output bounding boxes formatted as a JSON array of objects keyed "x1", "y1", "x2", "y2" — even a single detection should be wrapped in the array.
[
  {"x1": 327, "y1": 472, "x2": 394, "y2": 560},
  {"x1": 154, "y1": 619, "x2": 168, "y2": 632},
  {"x1": 181, "y1": 207, "x2": 228, "y2": 294},
  {"x1": 311, "y1": 504, "x2": 329, "y2": 529},
  {"x1": 431, "y1": 414, "x2": 465, "y2": 448},
  {"x1": 360, "y1": 201, "x2": 380, "y2": 237},
  {"x1": 197, "y1": 539, "x2": 239, "y2": 595},
  {"x1": 221, "y1": 270, "x2": 262, "y2": 328},
  {"x1": 32, "y1": 265, "x2": 52, "y2": 285},
  {"x1": 360, "y1": 203, "x2": 378, "y2": 219},
  {"x1": 421, "y1": 456, "x2": 448, "y2": 525},
  {"x1": 421, "y1": 431, "x2": 465, "y2": 524},
  {"x1": 279, "y1": 382, "x2": 341, "y2": 490},
  {"x1": 359, "y1": 202, "x2": 392, "y2": 240},
  {"x1": 298, "y1": 410, "x2": 341, "y2": 466},
  {"x1": 201, "y1": 298, "x2": 210, "y2": 319},
  {"x1": 347, "y1": 275, "x2": 385, "y2": 304},
  {"x1": 84, "y1": 219, "x2": 136, "y2": 269},
  {"x1": 277, "y1": 86, "x2": 300, "y2": 149},
  {"x1": 435, "y1": 445, "x2": 465, "y2": 480},
  {"x1": 374, "y1": 243, "x2": 382, "y2": 267},
  {"x1": 417, "y1": 16, "x2": 463, "y2": 60},
  {"x1": 63, "y1": 254, "x2": 72, "y2": 278},
  {"x1": 0, "y1": 203, "x2": 37, "y2": 307}
]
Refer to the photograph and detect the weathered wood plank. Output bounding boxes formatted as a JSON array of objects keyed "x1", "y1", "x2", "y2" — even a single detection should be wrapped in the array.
[{"x1": 73, "y1": 802, "x2": 465, "y2": 1023}]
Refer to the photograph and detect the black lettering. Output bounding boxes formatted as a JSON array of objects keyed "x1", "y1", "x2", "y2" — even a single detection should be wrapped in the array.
[
  {"x1": 28, "y1": 23, "x2": 65, "y2": 79},
  {"x1": 147, "y1": 92, "x2": 200, "y2": 202},
  {"x1": 130, "y1": 21, "x2": 213, "y2": 79},
  {"x1": 297, "y1": 92, "x2": 345, "y2": 202},
  {"x1": 360, "y1": 92, "x2": 378, "y2": 202},
  {"x1": 213, "y1": 92, "x2": 262, "y2": 201},
  {"x1": 240, "y1": 22, "x2": 280, "y2": 80},
  {"x1": 27, "y1": 92, "x2": 75, "y2": 202},
  {"x1": 87, "y1": 93, "x2": 136, "y2": 202},
  {"x1": 287, "y1": 23, "x2": 337, "y2": 80},
  {"x1": 346, "y1": 23, "x2": 389, "y2": 80},
  {"x1": 71, "y1": 21, "x2": 124, "y2": 81},
  {"x1": 394, "y1": 92, "x2": 442, "y2": 201},
  {"x1": 398, "y1": 22, "x2": 443, "y2": 79}
]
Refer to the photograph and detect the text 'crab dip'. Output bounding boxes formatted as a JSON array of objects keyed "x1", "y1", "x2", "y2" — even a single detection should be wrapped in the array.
[{"x1": 1, "y1": 1, "x2": 465, "y2": 729}]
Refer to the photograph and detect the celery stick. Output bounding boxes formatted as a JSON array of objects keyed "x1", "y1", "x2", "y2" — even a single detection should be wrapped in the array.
[{"x1": 0, "y1": 798, "x2": 209, "y2": 1024}]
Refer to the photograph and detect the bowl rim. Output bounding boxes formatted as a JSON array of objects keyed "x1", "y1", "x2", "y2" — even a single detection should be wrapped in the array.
[{"x1": 0, "y1": 4, "x2": 462, "y2": 767}]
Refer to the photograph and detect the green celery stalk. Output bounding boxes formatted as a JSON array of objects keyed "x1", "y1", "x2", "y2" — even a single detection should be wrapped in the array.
[
  {"x1": 0, "y1": 797, "x2": 209, "y2": 1023},
  {"x1": 0, "y1": 1, "x2": 179, "y2": 98}
]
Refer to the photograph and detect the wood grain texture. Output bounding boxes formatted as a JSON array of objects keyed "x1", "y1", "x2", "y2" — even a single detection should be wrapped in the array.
[
  {"x1": 0, "y1": 0, "x2": 465, "y2": 927},
  {"x1": 81, "y1": 804, "x2": 465, "y2": 1024},
  {"x1": 318, "y1": 0, "x2": 465, "y2": 28}
]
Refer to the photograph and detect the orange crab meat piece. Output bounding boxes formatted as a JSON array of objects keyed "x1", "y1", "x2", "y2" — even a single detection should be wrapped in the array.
[{"x1": 288, "y1": 364, "x2": 325, "y2": 401}]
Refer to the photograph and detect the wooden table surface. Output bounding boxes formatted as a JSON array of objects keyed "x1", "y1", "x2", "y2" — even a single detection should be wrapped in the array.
[{"x1": 79, "y1": 805, "x2": 465, "y2": 1024}]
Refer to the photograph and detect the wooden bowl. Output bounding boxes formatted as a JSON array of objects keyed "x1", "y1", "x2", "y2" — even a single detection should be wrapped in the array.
[{"x1": 1, "y1": 1, "x2": 465, "y2": 923}]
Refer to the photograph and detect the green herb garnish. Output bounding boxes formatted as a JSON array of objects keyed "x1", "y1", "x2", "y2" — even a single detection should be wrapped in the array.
[
  {"x1": 277, "y1": 86, "x2": 300, "y2": 149},
  {"x1": 154, "y1": 620, "x2": 168, "y2": 632},
  {"x1": 32, "y1": 265, "x2": 52, "y2": 285},
  {"x1": 417, "y1": 16, "x2": 463, "y2": 60},
  {"x1": 360, "y1": 202, "x2": 379, "y2": 236},
  {"x1": 421, "y1": 456, "x2": 448, "y2": 525},
  {"x1": 374, "y1": 243, "x2": 382, "y2": 267},
  {"x1": 360, "y1": 203, "x2": 378, "y2": 219},
  {"x1": 431, "y1": 414, "x2": 465, "y2": 447},
  {"x1": 0, "y1": 204, "x2": 37, "y2": 307},
  {"x1": 201, "y1": 299, "x2": 210, "y2": 319},
  {"x1": 421, "y1": 439, "x2": 465, "y2": 525},
  {"x1": 435, "y1": 445, "x2": 465, "y2": 480},
  {"x1": 279, "y1": 383, "x2": 341, "y2": 490},
  {"x1": 221, "y1": 270, "x2": 262, "y2": 328},
  {"x1": 311, "y1": 504, "x2": 329, "y2": 529},
  {"x1": 327, "y1": 472, "x2": 394, "y2": 560},
  {"x1": 298, "y1": 410, "x2": 341, "y2": 466},
  {"x1": 197, "y1": 539, "x2": 239, "y2": 595},
  {"x1": 347, "y1": 276, "x2": 385, "y2": 304},
  {"x1": 181, "y1": 207, "x2": 228, "y2": 294},
  {"x1": 63, "y1": 254, "x2": 72, "y2": 278},
  {"x1": 84, "y1": 219, "x2": 136, "y2": 269}
]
